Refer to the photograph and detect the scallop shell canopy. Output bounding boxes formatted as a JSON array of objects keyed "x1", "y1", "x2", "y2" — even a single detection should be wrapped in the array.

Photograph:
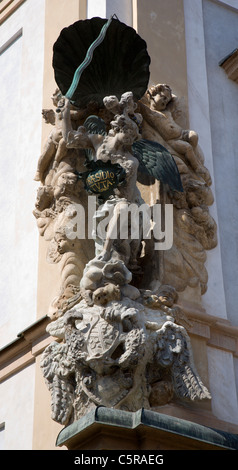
[{"x1": 52, "y1": 16, "x2": 151, "y2": 108}]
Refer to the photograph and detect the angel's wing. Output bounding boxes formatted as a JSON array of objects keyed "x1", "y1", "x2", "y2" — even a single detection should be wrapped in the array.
[
  {"x1": 83, "y1": 115, "x2": 107, "y2": 136},
  {"x1": 82, "y1": 117, "x2": 183, "y2": 192},
  {"x1": 40, "y1": 342, "x2": 75, "y2": 425},
  {"x1": 132, "y1": 139, "x2": 183, "y2": 192},
  {"x1": 156, "y1": 321, "x2": 211, "y2": 401}
]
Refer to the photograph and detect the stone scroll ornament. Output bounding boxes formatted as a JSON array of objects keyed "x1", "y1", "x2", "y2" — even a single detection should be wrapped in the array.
[{"x1": 34, "y1": 16, "x2": 212, "y2": 426}]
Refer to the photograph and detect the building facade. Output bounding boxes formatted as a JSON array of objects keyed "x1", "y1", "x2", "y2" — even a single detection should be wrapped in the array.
[{"x1": 0, "y1": 0, "x2": 238, "y2": 450}]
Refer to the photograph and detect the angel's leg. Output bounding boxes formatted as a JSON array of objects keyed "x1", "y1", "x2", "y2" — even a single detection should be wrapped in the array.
[
  {"x1": 34, "y1": 137, "x2": 55, "y2": 182},
  {"x1": 97, "y1": 201, "x2": 128, "y2": 261},
  {"x1": 52, "y1": 138, "x2": 68, "y2": 169}
]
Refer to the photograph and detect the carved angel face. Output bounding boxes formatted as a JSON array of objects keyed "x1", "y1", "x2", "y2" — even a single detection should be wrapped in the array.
[
  {"x1": 109, "y1": 114, "x2": 139, "y2": 145},
  {"x1": 35, "y1": 185, "x2": 53, "y2": 210},
  {"x1": 148, "y1": 84, "x2": 172, "y2": 111},
  {"x1": 55, "y1": 234, "x2": 69, "y2": 254},
  {"x1": 92, "y1": 283, "x2": 121, "y2": 306},
  {"x1": 54, "y1": 229, "x2": 75, "y2": 254},
  {"x1": 53, "y1": 172, "x2": 78, "y2": 198},
  {"x1": 158, "y1": 285, "x2": 177, "y2": 307}
]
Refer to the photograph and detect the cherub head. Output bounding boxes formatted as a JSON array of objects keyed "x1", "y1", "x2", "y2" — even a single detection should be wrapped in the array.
[
  {"x1": 146, "y1": 84, "x2": 173, "y2": 111},
  {"x1": 53, "y1": 225, "x2": 77, "y2": 255},
  {"x1": 54, "y1": 229, "x2": 70, "y2": 255},
  {"x1": 109, "y1": 113, "x2": 140, "y2": 145},
  {"x1": 157, "y1": 285, "x2": 178, "y2": 307},
  {"x1": 42, "y1": 109, "x2": 55, "y2": 125},
  {"x1": 35, "y1": 185, "x2": 53, "y2": 210},
  {"x1": 53, "y1": 171, "x2": 78, "y2": 198},
  {"x1": 92, "y1": 283, "x2": 121, "y2": 306}
]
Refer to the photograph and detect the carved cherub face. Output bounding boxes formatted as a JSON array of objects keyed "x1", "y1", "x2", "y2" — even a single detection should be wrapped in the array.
[
  {"x1": 54, "y1": 233, "x2": 69, "y2": 254},
  {"x1": 120, "y1": 127, "x2": 138, "y2": 145},
  {"x1": 35, "y1": 185, "x2": 53, "y2": 210},
  {"x1": 42, "y1": 109, "x2": 55, "y2": 125},
  {"x1": 147, "y1": 84, "x2": 172, "y2": 111},
  {"x1": 158, "y1": 285, "x2": 177, "y2": 307},
  {"x1": 109, "y1": 114, "x2": 139, "y2": 145},
  {"x1": 92, "y1": 283, "x2": 121, "y2": 306},
  {"x1": 54, "y1": 228, "x2": 76, "y2": 254},
  {"x1": 54, "y1": 172, "x2": 78, "y2": 198}
]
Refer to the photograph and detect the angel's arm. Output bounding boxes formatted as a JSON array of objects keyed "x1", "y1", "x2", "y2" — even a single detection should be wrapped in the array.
[
  {"x1": 138, "y1": 101, "x2": 163, "y2": 127},
  {"x1": 61, "y1": 98, "x2": 96, "y2": 150},
  {"x1": 66, "y1": 127, "x2": 96, "y2": 150},
  {"x1": 61, "y1": 98, "x2": 72, "y2": 141}
]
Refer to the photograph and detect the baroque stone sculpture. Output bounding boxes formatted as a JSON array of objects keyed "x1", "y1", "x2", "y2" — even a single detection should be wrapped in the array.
[
  {"x1": 34, "y1": 17, "x2": 214, "y2": 426},
  {"x1": 138, "y1": 84, "x2": 217, "y2": 293}
]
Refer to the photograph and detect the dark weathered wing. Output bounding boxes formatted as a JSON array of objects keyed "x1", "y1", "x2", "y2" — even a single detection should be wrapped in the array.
[
  {"x1": 83, "y1": 115, "x2": 107, "y2": 162},
  {"x1": 156, "y1": 322, "x2": 211, "y2": 402},
  {"x1": 132, "y1": 139, "x2": 183, "y2": 192},
  {"x1": 83, "y1": 115, "x2": 107, "y2": 136},
  {"x1": 40, "y1": 341, "x2": 75, "y2": 425}
]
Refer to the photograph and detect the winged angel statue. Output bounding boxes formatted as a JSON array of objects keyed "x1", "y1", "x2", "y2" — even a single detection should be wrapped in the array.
[{"x1": 36, "y1": 16, "x2": 212, "y2": 425}]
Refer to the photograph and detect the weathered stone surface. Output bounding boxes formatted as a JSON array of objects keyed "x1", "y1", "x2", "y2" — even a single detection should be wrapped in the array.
[
  {"x1": 35, "y1": 85, "x2": 214, "y2": 425},
  {"x1": 56, "y1": 407, "x2": 238, "y2": 450}
]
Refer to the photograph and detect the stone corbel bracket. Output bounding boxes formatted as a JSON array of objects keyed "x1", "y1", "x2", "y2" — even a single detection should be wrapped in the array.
[
  {"x1": 1, "y1": 304, "x2": 238, "y2": 385},
  {"x1": 56, "y1": 407, "x2": 238, "y2": 450},
  {"x1": 219, "y1": 49, "x2": 238, "y2": 83}
]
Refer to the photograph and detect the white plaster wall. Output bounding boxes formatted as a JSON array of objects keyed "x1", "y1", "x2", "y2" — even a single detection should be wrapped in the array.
[
  {"x1": 234, "y1": 357, "x2": 238, "y2": 398},
  {"x1": 87, "y1": 0, "x2": 107, "y2": 18},
  {"x1": 0, "y1": 32, "x2": 23, "y2": 328},
  {"x1": 184, "y1": 0, "x2": 238, "y2": 424},
  {"x1": 87, "y1": 0, "x2": 133, "y2": 25},
  {"x1": 0, "y1": 363, "x2": 35, "y2": 449},
  {"x1": 0, "y1": 424, "x2": 5, "y2": 450},
  {"x1": 207, "y1": 346, "x2": 238, "y2": 425},
  {"x1": 183, "y1": 0, "x2": 227, "y2": 320},
  {"x1": 0, "y1": 0, "x2": 45, "y2": 347},
  {"x1": 202, "y1": 0, "x2": 238, "y2": 327},
  {"x1": 184, "y1": 0, "x2": 238, "y2": 325}
]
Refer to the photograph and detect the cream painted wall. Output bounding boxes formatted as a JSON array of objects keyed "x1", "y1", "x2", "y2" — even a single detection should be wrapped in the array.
[
  {"x1": 0, "y1": 0, "x2": 45, "y2": 347},
  {"x1": 0, "y1": 363, "x2": 35, "y2": 449},
  {"x1": 137, "y1": 0, "x2": 188, "y2": 118},
  {"x1": 36, "y1": 0, "x2": 87, "y2": 318}
]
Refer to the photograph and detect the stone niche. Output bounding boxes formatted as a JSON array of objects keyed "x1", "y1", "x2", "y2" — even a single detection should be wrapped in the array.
[{"x1": 34, "y1": 17, "x2": 219, "y2": 447}]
